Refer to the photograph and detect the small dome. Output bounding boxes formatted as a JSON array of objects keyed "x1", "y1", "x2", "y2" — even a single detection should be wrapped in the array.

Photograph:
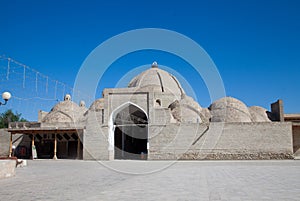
[
  {"x1": 168, "y1": 97, "x2": 203, "y2": 123},
  {"x1": 42, "y1": 96, "x2": 87, "y2": 123},
  {"x1": 179, "y1": 96, "x2": 202, "y2": 111},
  {"x1": 89, "y1": 98, "x2": 104, "y2": 111},
  {"x1": 128, "y1": 63, "x2": 184, "y2": 96},
  {"x1": 249, "y1": 106, "x2": 271, "y2": 122},
  {"x1": 201, "y1": 108, "x2": 211, "y2": 123},
  {"x1": 209, "y1": 97, "x2": 252, "y2": 122}
]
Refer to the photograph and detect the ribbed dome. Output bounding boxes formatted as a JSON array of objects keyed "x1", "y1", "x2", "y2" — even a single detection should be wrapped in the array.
[
  {"x1": 42, "y1": 95, "x2": 87, "y2": 123},
  {"x1": 209, "y1": 97, "x2": 252, "y2": 122},
  {"x1": 128, "y1": 63, "x2": 184, "y2": 96}
]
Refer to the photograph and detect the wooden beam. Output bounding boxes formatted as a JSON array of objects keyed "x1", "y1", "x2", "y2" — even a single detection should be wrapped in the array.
[
  {"x1": 9, "y1": 133, "x2": 12, "y2": 157},
  {"x1": 8, "y1": 128, "x2": 83, "y2": 135}
]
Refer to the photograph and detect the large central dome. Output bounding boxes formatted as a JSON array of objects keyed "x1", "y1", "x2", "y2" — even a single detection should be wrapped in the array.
[{"x1": 128, "y1": 62, "x2": 185, "y2": 96}]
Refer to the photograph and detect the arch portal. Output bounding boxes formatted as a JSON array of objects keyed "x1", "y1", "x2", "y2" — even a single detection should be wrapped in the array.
[{"x1": 112, "y1": 103, "x2": 148, "y2": 160}]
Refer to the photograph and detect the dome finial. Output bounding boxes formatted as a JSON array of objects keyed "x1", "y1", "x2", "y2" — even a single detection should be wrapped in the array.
[
  {"x1": 151, "y1": 61, "x2": 158, "y2": 68},
  {"x1": 79, "y1": 100, "x2": 85, "y2": 107},
  {"x1": 64, "y1": 94, "x2": 71, "y2": 101}
]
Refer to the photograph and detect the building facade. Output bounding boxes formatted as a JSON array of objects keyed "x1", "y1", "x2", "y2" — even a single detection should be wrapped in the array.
[{"x1": 4, "y1": 62, "x2": 296, "y2": 160}]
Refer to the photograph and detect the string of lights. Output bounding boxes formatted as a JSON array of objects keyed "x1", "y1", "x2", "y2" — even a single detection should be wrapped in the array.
[
  {"x1": 0, "y1": 55, "x2": 92, "y2": 120},
  {"x1": 0, "y1": 55, "x2": 71, "y2": 94}
]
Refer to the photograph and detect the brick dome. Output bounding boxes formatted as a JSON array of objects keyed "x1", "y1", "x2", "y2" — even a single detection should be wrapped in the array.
[
  {"x1": 128, "y1": 62, "x2": 185, "y2": 96},
  {"x1": 209, "y1": 97, "x2": 252, "y2": 122},
  {"x1": 42, "y1": 95, "x2": 87, "y2": 123}
]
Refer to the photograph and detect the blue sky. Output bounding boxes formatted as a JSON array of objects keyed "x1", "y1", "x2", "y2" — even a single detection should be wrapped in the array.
[{"x1": 0, "y1": 0, "x2": 299, "y2": 120}]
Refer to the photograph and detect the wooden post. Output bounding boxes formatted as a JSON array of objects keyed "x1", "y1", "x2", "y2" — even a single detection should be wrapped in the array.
[
  {"x1": 31, "y1": 136, "x2": 35, "y2": 147},
  {"x1": 31, "y1": 135, "x2": 37, "y2": 160},
  {"x1": 53, "y1": 134, "x2": 57, "y2": 160},
  {"x1": 9, "y1": 133, "x2": 12, "y2": 157}
]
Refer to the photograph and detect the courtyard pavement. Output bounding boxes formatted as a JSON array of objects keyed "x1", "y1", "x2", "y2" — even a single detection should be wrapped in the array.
[{"x1": 0, "y1": 160, "x2": 299, "y2": 201}]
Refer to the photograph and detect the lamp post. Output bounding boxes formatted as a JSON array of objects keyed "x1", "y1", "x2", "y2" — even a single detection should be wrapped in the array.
[
  {"x1": 0, "y1": 92, "x2": 11, "y2": 105},
  {"x1": 1, "y1": 92, "x2": 13, "y2": 157}
]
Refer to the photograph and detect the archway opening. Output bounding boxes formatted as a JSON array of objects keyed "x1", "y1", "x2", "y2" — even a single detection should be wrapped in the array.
[{"x1": 114, "y1": 104, "x2": 148, "y2": 160}]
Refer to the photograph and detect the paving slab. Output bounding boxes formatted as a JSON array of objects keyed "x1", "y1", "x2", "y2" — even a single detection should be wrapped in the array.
[{"x1": 0, "y1": 160, "x2": 299, "y2": 201}]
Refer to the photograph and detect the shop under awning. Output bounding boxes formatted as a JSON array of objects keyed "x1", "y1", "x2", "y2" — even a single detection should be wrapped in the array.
[{"x1": 7, "y1": 127, "x2": 84, "y2": 160}]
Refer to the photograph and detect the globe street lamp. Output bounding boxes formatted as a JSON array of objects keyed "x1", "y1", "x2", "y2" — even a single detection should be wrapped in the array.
[{"x1": 0, "y1": 92, "x2": 11, "y2": 105}]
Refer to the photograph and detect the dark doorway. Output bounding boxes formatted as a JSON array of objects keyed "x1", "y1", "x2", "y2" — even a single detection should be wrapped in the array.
[
  {"x1": 30, "y1": 133, "x2": 83, "y2": 159},
  {"x1": 68, "y1": 141, "x2": 79, "y2": 159},
  {"x1": 114, "y1": 104, "x2": 148, "y2": 160},
  {"x1": 35, "y1": 140, "x2": 54, "y2": 159}
]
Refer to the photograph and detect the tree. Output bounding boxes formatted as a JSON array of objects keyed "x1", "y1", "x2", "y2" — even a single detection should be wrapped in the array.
[{"x1": 0, "y1": 109, "x2": 27, "y2": 128}]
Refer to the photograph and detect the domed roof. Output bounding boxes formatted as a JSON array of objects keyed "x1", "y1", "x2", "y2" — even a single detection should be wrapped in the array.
[
  {"x1": 209, "y1": 97, "x2": 252, "y2": 122},
  {"x1": 89, "y1": 98, "x2": 104, "y2": 111},
  {"x1": 248, "y1": 106, "x2": 271, "y2": 122},
  {"x1": 128, "y1": 62, "x2": 185, "y2": 96},
  {"x1": 168, "y1": 96, "x2": 206, "y2": 123},
  {"x1": 42, "y1": 95, "x2": 87, "y2": 123}
]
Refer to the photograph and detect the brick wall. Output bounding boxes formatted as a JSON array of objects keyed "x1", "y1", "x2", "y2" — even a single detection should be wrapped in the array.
[
  {"x1": 83, "y1": 112, "x2": 109, "y2": 160},
  {"x1": 149, "y1": 122, "x2": 293, "y2": 160},
  {"x1": 293, "y1": 126, "x2": 300, "y2": 156}
]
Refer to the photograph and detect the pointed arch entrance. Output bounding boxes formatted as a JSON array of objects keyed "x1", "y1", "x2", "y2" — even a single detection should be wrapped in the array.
[{"x1": 111, "y1": 103, "x2": 148, "y2": 160}]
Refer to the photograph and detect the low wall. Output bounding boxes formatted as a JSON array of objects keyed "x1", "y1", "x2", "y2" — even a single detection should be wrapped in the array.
[
  {"x1": 82, "y1": 121, "x2": 293, "y2": 160},
  {"x1": 0, "y1": 129, "x2": 24, "y2": 157},
  {"x1": 0, "y1": 129, "x2": 10, "y2": 157},
  {"x1": 0, "y1": 160, "x2": 16, "y2": 179},
  {"x1": 149, "y1": 122, "x2": 293, "y2": 160}
]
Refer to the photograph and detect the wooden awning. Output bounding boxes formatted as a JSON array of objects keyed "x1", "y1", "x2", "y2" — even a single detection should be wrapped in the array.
[
  {"x1": 7, "y1": 127, "x2": 83, "y2": 135},
  {"x1": 7, "y1": 127, "x2": 84, "y2": 159}
]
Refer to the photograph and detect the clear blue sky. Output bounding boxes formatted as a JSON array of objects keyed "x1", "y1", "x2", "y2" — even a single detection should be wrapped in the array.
[{"x1": 0, "y1": 0, "x2": 299, "y2": 120}]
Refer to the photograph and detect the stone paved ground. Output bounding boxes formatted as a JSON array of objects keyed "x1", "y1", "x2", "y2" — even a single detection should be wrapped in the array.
[{"x1": 0, "y1": 160, "x2": 299, "y2": 201}]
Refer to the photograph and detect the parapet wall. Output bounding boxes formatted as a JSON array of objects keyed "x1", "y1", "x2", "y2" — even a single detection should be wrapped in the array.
[
  {"x1": 149, "y1": 122, "x2": 293, "y2": 160},
  {"x1": 0, "y1": 129, "x2": 24, "y2": 157}
]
